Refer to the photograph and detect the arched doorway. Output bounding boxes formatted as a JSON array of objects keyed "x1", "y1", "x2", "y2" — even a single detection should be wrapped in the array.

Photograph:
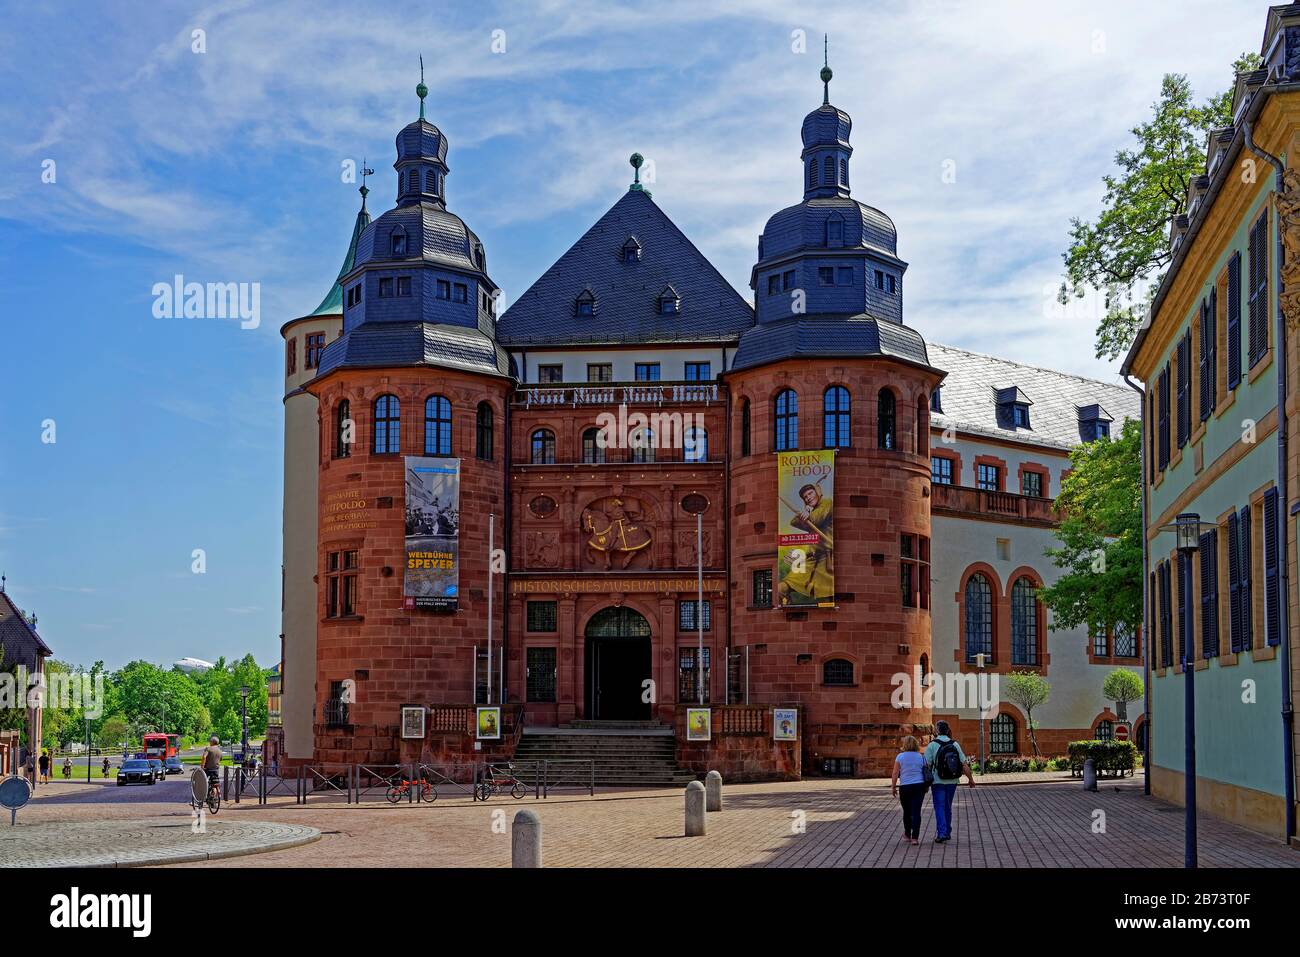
[{"x1": 584, "y1": 606, "x2": 652, "y2": 720}]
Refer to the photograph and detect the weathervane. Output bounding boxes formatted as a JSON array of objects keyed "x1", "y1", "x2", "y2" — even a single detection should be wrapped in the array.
[
  {"x1": 359, "y1": 157, "x2": 374, "y2": 208},
  {"x1": 416, "y1": 55, "x2": 428, "y2": 119},
  {"x1": 821, "y1": 34, "x2": 833, "y2": 105}
]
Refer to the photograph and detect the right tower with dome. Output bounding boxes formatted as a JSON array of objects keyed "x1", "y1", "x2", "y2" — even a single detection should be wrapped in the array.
[{"x1": 725, "y1": 50, "x2": 944, "y2": 776}]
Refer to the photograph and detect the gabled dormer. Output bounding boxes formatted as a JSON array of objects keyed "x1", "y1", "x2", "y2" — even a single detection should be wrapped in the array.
[
  {"x1": 1077, "y1": 403, "x2": 1114, "y2": 442},
  {"x1": 657, "y1": 284, "x2": 680, "y2": 315},
  {"x1": 995, "y1": 386, "x2": 1033, "y2": 430},
  {"x1": 621, "y1": 235, "x2": 642, "y2": 263},
  {"x1": 575, "y1": 286, "x2": 597, "y2": 317}
]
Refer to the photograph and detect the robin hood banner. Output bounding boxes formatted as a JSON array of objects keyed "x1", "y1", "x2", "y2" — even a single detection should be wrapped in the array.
[
  {"x1": 404, "y1": 457, "x2": 461, "y2": 610},
  {"x1": 777, "y1": 450, "x2": 835, "y2": 608}
]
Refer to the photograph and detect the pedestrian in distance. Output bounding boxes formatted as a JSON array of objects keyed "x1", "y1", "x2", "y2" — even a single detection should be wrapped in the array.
[
  {"x1": 38, "y1": 750, "x2": 49, "y2": 783},
  {"x1": 924, "y1": 720, "x2": 975, "y2": 843},
  {"x1": 891, "y1": 734, "x2": 930, "y2": 845}
]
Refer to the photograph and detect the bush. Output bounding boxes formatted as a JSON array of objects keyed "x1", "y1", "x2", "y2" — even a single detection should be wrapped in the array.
[
  {"x1": 1067, "y1": 739, "x2": 1137, "y2": 776},
  {"x1": 1050, "y1": 756, "x2": 1071, "y2": 771}
]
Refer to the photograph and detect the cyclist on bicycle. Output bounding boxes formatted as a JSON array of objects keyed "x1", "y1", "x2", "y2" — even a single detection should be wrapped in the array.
[{"x1": 201, "y1": 735, "x2": 223, "y2": 795}]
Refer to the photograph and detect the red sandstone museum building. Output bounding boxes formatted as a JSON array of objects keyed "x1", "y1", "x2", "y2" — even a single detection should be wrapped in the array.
[{"x1": 272, "y1": 65, "x2": 1140, "y2": 782}]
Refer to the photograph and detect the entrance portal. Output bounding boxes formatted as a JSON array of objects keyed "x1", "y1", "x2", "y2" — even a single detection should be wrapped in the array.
[{"x1": 584, "y1": 607, "x2": 652, "y2": 721}]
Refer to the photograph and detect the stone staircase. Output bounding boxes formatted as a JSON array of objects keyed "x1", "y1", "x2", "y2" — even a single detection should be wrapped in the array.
[{"x1": 514, "y1": 723, "x2": 695, "y2": 787}]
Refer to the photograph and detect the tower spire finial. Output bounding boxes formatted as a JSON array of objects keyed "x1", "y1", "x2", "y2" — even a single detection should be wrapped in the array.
[
  {"x1": 820, "y1": 34, "x2": 832, "y2": 105},
  {"x1": 359, "y1": 157, "x2": 374, "y2": 210},
  {"x1": 416, "y1": 55, "x2": 428, "y2": 120}
]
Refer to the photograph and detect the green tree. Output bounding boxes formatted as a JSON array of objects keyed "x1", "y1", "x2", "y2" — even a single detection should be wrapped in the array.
[
  {"x1": 1061, "y1": 53, "x2": 1262, "y2": 361},
  {"x1": 1040, "y1": 418, "x2": 1143, "y2": 642},
  {"x1": 0, "y1": 648, "x2": 26, "y2": 739},
  {"x1": 1004, "y1": 671, "x2": 1051, "y2": 757},
  {"x1": 95, "y1": 714, "x2": 129, "y2": 750},
  {"x1": 1103, "y1": 669, "x2": 1145, "y2": 719}
]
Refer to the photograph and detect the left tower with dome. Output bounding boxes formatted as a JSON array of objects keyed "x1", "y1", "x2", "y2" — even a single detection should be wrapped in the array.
[{"x1": 294, "y1": 79, "x2": 513, "y2": 765}]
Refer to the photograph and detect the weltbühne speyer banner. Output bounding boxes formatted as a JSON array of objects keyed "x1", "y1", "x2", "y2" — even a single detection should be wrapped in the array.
[
  {"x1": 404, "y1": 457, "x2": 461, "y2": 610},
  {"x1": 777, "y1": 450, "x2": 835, "y2": 608}
]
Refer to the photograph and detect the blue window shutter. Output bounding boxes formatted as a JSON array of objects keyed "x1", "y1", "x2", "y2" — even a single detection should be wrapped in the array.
[
  {"x1": 1199, "y1": 529, "x2": 1218, "y2": 658},
  {"x1": 1176, "y1": 552, "x2": 1188, "y2": 664},
  {"x1": 1198, "y1": 298, "x2": 1209, "y2": 421},
  {"x1": 1227, "y1": 511, "x2": 1241, "y2": 653},
  {"x1": 1239, "y1": 505, "x2": 1253, "y2": 649},
  {"x1": 1227, "y1": 251, "x2": 1242, "y2": 389},
  {"x1": 1248, "y1": 213, "x2": 1268, "y2": 366},
  {"x1": 1264, "y1": 488, "x2": 1280, "y2": 645},
  {"x1": 1159, "y1": 561, "x2": 1172, "y2": 668}
]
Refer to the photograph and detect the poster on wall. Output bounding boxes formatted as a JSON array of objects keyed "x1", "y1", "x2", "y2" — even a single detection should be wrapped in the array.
[
  {"x1": 400, "y1": 706, "x2": 426, "y2": 740},
  {"x1": 776, "y1": 449, "x2": 835, "y2": 608},
  {"x1": 686, "y1": 708, "x2": 711, "y2": 742},
  {"x1": 773, "y1": 708, "x2": 798, "y2": 742},
  {"x1": 404, "y1": 456, "x2": 461, "y2": 610},
  {"x1": 476, "y1": 707, "x2": 501, "y2": 740}
]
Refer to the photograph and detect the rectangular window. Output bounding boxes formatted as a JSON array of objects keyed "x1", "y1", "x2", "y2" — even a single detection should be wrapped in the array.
[
  {"x1": 1113, "y1": 624, "x2": 1138, "y2": 658},
  {"x1": 634, "y1": 362, "x2": 661, "y2": 382},
  {"x1": 837, "y1": 266, "x2": 852, "y2": 285},
  {"x1": 378, "y1": 277, "x2": 393, "y2": 298},
  {"x1": 899, "y1": 534, "x2": 930, "y2": 609},
  {"x1": 821, "y1": 757, "x2": 854, "y2": 776},
  {"x1": 326, "y1": 680, "x2": 349, "y2": 728},
  {"x1": 537, "y1": 364, "x2": 563, "y2": 383},
  {"x1": 977, "y1": 463, "x2": 1001, "y2": 491},
  {"x1": 526, "y1": 600, "x2": 557, "y2": 633},
  {"x1": 1092, "y1": 632, "x2": 1109, "y2": 657},
  {"x1": 587, "y1": 363, "x2": 613, "y2": 383},
  {"x1": 436, "y1": 280, "x2": 450, "y2": 300},
  {"x1": 1248, "y1": 211, "x2": 1268, "y2": 367},
  {"x1": 325, "y1": 549, "x2": 358, "y2": 619},
  {"x1": 453, "y1": 283, "x2": 468, "y2": 303},
  {"x1": 930, "y1": 456, "x2": 953, "y2": 485},
  {"x1": 526, "y1": 647, "x2": 557, "y2": 703},
  {"x1": 767, "y1": 275, "x2": 780, "y2": 295},
  {"x1": 1021, "y1": 471, "x2": 1043, "y2": 498},
  {"x1": 286, "y1": 338, "x2": 297, "y2": 376},
  {"x1": 874, "y1": 269, "x2": 885, "y2": 290},
  {"x1": 679, "y1": 600, "x2": 712, "y2": 632},
  {"x1": 678, "y1": 647, "x2": 711, "y2": 703},
  {"x1": 886, "y1": 275, "x2": 897, "y2": 294},
  {"x1": 818, "y1": 266, "x2": 835, "y2": 286},
  {"x1": 305, "y1": 333, "x2": 325, "y2": 370},
  {"x1": 684, "y1": 362, "x2": 712, "y2": 381},
  {"x1": 397, "y1": 276, "x2": 411, "y2": 296},
  {"x1": 782, "y1": 270, "x2": 795, "y2": 291},
  {"x1": 1227, "y1": 251, "x2": 1242, "y2": 389},
  {"x1": 752, "y1": 569, "x2": 773, "y2": 609}
]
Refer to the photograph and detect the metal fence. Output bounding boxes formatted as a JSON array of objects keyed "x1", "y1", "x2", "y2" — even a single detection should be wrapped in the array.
[{"x1": 263, "y1": 760, "x2": 595, "y2": 805}]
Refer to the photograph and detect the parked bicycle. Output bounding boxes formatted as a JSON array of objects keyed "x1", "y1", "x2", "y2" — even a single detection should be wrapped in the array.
[
  {"x1": 385, "y1": 776, "x2": 436, "y2": 804},
  {"x1": 475, "y1": 763, "x2": 527, "y2": 801}
]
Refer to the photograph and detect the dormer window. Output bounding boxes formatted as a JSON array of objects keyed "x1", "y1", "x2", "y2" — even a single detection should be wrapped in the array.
[
  {"x1": 622, "y1": 236, "x2": 642, "y2": 263},
  {"x1": 658, "y1": 285, "x2": 680, "y2": 315},
  {"x1": 826, "y1": 216, "x2": 844, "y2": 246},
  {"x1": 1077, "y1": 404, "x2": 1114, "y2": 442},
  {"x1": 575, "y1": 289, "x2": 596, "y2": 317},
  {"x1": 390, "y1": 227, "x2": 408, "y2": 257},
  {"x1": 996, "y1": 386, "x2": 1033, "y2": 430}
]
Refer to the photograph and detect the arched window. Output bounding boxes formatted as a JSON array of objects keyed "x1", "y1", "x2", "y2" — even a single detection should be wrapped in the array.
[
  {"x1": 425, "y1": 169, "x2": 438, "y2": 195},
  {"x1": 373, "y1": 394, "x2": 401, "y2": 454},
  {"x1": 964, "y1": 573, "x2": 993, "y2": 663},
  {"x1": 808, "y1": 159, "x2": 818, "y2": 189},
  {"x1": 823, "y1": 386, "x2": 851, "y2": 448},
  {"x1": 774, "y1": 389, "x2": 798, "y2": 452},
  {"x1": 530, "y1": 429, "x2": 555, "y2": 464},
  {"x1": 916, "y1": 394, "x2": 929, "y2": 455},
  {"x1": 582, "y1": 427, "x2": 605, "y2": 464},
  {"x1": 919, "y1": 654, "x2": 929, "y2": 682},
  {"x1": 631, "y1": 426, "x2": 656, "y2": 463},
  {"x1": 740, "y1": 398, "x2": 751, "y2": 456},
  {"x1": 334, "y1": 400, "x2": 352, "y2": 459},
  {"x1": 475, "y1": 402, "x2": 493, "y2": 461},
  {"x1": 423, "y1": 395, "x2": 452, "y2": 456},
  {"x1": 685, "y1": 426, "x2": 707, "y2": 462},
  {"x1": 877, "y1": 389, "x2": 896, "y2": 449},
  {"x1": 823, "y1": 658, "x2": 854, "y2": 686},
  {"x1": 1011, "y1": 578, "x2": 1039, "y2": 665},
  {"x1": 990, "y1": 714, "x2": 1017, "y2": 754},
  {"x1": 823, "y1": 155, "x2": 834, "y2": 186},
  {"x1": 1095, "y1": 720, "x2": 1114, "y2": 742},
  {"x1": 390, "y1": 226, "x2": 407, "y2": 257}
]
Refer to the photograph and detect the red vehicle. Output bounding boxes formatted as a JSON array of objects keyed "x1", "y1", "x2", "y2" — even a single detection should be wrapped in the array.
[{"x1": 142, "y1": 733, "x2": 180, "y2": 761}]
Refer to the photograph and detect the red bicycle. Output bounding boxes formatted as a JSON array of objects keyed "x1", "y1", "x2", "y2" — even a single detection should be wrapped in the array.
[
  {"x1": 475, "y1": 763, "x2": 527, "y2": 800},
  {"x1": 385, "y1": 777, "x2": 436, "y2": 804}
]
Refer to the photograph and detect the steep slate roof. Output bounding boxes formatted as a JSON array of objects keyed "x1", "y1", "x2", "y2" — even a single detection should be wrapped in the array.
[
  {"x1": 309, "y1": 199, "x2": 372, "y2": 318},
  {"x1": 928, "y1": 342, "x2": 1140, "y2": 451},
  {"x1": 0, "y1": 590, "x2": 52, "y2": 670},
  {"x1": 731, "y1": 315, "x2": 931, "y2": 373},
  {"x1": 496, "y1": 189, "x2": 754, "y2": 346},
  {"x1": 316, "y1": 321, "x2": 511, "y2": 378}
]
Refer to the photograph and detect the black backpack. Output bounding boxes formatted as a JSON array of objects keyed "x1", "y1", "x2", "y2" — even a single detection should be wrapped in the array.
[{"x1": 934, "y1": 738, "x2": 964, "y2": 779}]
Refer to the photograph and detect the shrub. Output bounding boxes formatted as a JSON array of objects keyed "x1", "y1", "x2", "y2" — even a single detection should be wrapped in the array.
[
  {"x1": 1050, "y1": 756, "x2": 1071, "y2": 771},
  {"x1": 1067, "y1": 739, "x2": 1137, "y2": 776}
]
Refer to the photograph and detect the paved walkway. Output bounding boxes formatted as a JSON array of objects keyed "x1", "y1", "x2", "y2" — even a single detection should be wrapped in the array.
[
  {"x1": 17, "y1": 774, "x2": 1294, "y2": 868},
  {"x1": 0, "y1": 817, "x2": 320, "y2": 867}
]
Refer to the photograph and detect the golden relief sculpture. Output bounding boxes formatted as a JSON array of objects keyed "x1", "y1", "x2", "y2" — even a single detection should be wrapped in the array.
[
  {"x1": 1278, "y1": 167, "x2": 1300, "y2": 330},
  {"x1": 582, "y1": 498, "x2": 653, "y2": 570}
]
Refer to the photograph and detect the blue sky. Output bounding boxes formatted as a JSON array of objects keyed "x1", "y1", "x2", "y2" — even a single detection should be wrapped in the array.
[{"x1": 0, "y1": 0, "x2": 1267, "y2": 668}]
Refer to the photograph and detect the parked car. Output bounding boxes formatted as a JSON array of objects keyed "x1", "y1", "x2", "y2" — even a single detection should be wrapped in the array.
[
  {"x1": 146, "y1": 759, "x2": 166, "y2": 781},
  {"x1": 117, "y1": 759, "x2": 156, "y2": 786},
  {"x1": 164, "y1": 756, "x2": 184, "y2": 775}
]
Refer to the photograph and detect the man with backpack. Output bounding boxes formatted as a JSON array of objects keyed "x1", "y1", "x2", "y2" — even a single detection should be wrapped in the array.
[{"x1": 924, "y1": 720, "x2": 975, "y2": 843}]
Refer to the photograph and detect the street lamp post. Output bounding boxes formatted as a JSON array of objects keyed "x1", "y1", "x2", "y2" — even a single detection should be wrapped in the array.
[
  {"x1": 239, "y1": 686, "x2": 250, "y2": 759},
  {"x1": 85, "y1": 717, "x2": 91, "y2": 783},
  {"x1": 974, "y1": 653, "x2": 988, "y2": 770},
  {"x1": 1171, "y1": 512, "x2": 1203, "y2": 869}
]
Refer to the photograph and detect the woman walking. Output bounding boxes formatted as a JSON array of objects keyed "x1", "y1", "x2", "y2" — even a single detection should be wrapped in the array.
[{"x1": 891, "y1": 735, "x2": 929, "y2": 845}]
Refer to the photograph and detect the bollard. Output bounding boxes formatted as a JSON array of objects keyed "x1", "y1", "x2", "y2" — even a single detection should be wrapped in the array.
[
  {"x1": 512, "y1": 808, "x2": 542, "y2": 868},
  {"x1": 1083, "y1": 757, "x2": 1097, "y2": 792},
  {"x1": 705, "y1": 770, "x2": 723, "y2": 812},
  {"x1": 685, "y1": 780, "x2": 706, "y2": 836}
]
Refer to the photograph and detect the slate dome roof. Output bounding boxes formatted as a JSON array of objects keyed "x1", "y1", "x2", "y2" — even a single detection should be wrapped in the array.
[
  {"x1": 801, "y1": 103, "x2": 852, "y2": 152},
  {"x1": 395, "y1": 118, "x2": 448, "y2": 165},
  {"x1": 354, "y1": 202, "x2": 487, "y2": 274},
  {"x1": 760, "y1": 196, "x2": 898, "y2": 261}
]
